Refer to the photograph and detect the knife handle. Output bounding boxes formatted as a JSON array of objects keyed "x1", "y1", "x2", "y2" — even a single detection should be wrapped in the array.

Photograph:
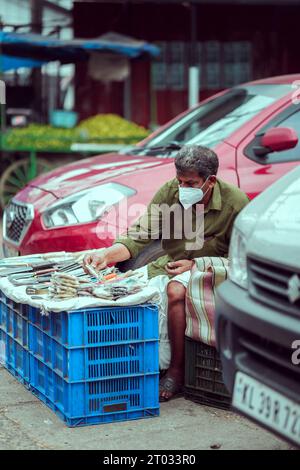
[{"x1": 35, "y1": 268, "x2": 56, "y2": 276}]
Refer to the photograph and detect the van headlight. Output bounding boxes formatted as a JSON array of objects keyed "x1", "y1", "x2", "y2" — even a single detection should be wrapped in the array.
[
  {"x1": 228, "y1": 227, "x2": 248, "y2": 289},
  {"x1": 42, "y1": 183, "x2": 135, "y2": 228}
]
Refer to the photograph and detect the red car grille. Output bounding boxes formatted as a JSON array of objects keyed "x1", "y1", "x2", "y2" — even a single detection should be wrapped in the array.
[{"x1": 4, "y1": 201, "x2": 33, "y2": 244}]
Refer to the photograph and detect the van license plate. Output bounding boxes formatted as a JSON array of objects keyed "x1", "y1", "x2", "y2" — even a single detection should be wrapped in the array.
[{"x1": 233, "y1": 371, "x2": 300, "y2": 446}]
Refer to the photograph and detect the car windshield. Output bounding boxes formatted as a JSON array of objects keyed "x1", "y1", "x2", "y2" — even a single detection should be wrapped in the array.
[{"x1": 125, "y1": 84, "x2": 293, "y2": 155}]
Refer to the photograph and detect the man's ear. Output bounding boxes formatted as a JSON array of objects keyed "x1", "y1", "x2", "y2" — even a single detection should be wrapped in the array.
[{"x1": 207, "y1": 175, "x2": 217, "y2": 189}]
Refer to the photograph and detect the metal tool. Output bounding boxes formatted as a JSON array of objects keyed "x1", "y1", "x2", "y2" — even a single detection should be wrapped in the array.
[
  {"x1": 30, "y1": 295, "x2": 48, "y2": 300},
  {"x1": 84, "y1": 263, "x2": 100, "y2": 279},
  {"x1": 10, "y1": 278, "x2": 41, "y2": 286},
  {"x1": 0, "y1": 267, "x2": 33, "y2": 277},
  {"x1": 9, "y1": 268, "x2": 57, "y2": 280},
  {"x1": 59, "y1": 261, "x2": 80, "y2": 270},
  {"x1": 0, "y1": 261, "x2": 58, "y2": 278},
  {"x1": 26, "y1": 286, "x2": 49, "y2": 295},
  {"x1": 9, "y1": 275, "x2": 53, "y2": 286},
  {"x1": 0, "y1": 257, "x2": 45, "y2": 267}
]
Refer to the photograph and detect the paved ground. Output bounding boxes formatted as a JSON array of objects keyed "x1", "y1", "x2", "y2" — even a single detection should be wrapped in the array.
[
  {"x1": 0, "y1": 219, "x2": 293, "y2": 450},
  {"x1": 0, "y1": 365, "x2": 293, "y2": 451}
]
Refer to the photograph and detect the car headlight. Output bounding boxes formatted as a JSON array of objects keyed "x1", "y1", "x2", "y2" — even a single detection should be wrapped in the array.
[
  {"x1": 42, "y1": 183, "x2": 136, "y2": 228},
  {"x1": 228, "y1": 227, "x2": 248, "y2": 289}
]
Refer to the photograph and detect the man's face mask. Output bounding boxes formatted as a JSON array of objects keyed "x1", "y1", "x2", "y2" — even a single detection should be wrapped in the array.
[{"x1": 178, "y1": 176, "x2": 211, "y2": 210}]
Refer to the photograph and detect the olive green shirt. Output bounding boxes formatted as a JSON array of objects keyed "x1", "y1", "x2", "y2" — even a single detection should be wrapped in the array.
[{"x1": 114, "y1": 178, "x2": 249, "y2": 279}]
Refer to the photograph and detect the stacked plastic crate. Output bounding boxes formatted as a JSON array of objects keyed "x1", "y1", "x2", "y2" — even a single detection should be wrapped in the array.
[
  {"x1": 0, "y1": 289, "x2": 160, "y2": 426},
  {"x1": 184, "y1": 336, "x2": 231, "y2": 410},
  {"x1": 0, "y1": 290, "x2": 30, "y2": 384}
]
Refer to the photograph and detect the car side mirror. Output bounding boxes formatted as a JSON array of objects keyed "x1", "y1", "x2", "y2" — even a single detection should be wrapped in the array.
[{"x1": 253, "y1": 127, "x2": 298, "y2": 157}]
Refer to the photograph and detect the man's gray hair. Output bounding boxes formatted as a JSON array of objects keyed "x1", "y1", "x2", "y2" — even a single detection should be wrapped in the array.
[{"x1": 175, "y1": 145, "x2": 219, "y2": 179}]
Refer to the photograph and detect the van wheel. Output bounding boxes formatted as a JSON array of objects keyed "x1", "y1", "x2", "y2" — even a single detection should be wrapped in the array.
[{"x1": 116, "y1": 240, "x2": 165, "y2": 272}]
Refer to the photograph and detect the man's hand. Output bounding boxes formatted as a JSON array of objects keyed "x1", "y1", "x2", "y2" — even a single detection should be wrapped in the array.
[
  {"x1": 165, "y1": 259, "x2": 194, "y2": 276},
  {"x1": 83, "y1": 244, "x2": 131, "y2": 273},
  {"x1": 83, "y1": 251, "x2": 108, "y2": 273}
]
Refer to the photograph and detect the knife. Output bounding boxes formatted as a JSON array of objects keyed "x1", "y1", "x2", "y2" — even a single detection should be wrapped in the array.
[
  {"x1": 9, "y1": 276, "x2": 53, "y2": 286},
  {"x1": 10, "y1": 268, "x2": 57, "y2": 280}
]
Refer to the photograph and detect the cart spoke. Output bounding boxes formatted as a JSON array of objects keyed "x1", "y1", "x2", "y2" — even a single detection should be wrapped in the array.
[
  {"x1": 3, "y1": 184, "x2": 19, "y2": 193},
  {"x1": 6, "y1": 176, "x2": 24, "y2": 189},
  {"x1": 13, "y1": 164, "x2": 27, "y2": 182},
  {"x1": 0, "y1": 158, "x2": 53, "y2": 208}
]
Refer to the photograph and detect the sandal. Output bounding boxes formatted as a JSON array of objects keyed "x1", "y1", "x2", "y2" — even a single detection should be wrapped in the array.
[{"x1": 159, "y1": 376, "x2": 183, "y2": 402}]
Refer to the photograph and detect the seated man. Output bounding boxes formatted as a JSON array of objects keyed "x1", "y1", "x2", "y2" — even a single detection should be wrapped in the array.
[{"x1": 83, "y1": 145, "x2": 249, "y2": 401}]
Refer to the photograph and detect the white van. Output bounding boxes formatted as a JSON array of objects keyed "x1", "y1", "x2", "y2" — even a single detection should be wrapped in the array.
[{"x1": 216, "y1": 165, "x2": 300, "y2": 447}]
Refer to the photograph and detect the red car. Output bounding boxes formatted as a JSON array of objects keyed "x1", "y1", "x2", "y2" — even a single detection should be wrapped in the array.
[{"x1": 3, "y1": 74, "x2": 300, "y2": 268}]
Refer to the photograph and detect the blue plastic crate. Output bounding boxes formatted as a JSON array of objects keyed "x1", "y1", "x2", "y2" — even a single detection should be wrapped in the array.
[
  {"x1": 1, "y1": 295, "x2": 31, "y2": 319},
  {"x1": 0, "y1": 300, "x2": 29, "y2": 348},
  {"x1": 0, "y1": 296, "x2": 8, "y2": 330},
  {"x1": 0, "y1": 300, "x2": 3, "y2": 330},
  {"x1": 29, "y1": 355, "x2": 159, "y2": 427},
  {"x1": 10, "y1": 298, "x2": 30, "y2": 319},
  {"x1": 0, "y1": 290, "x2": 37, "y2": 324},
  {"x1": 0, "y1": 329, "x2": 30, "y2": 384},
  {"x1": 29, "y1": 323, "x2": 159, "y2": 381},
  {"x1": 0, "y1": 292, "x2": 160, "y2": 426},
  {"x1": 0, "y1": 329, "x2": 6, "y2": 363},
  {"x1": 0, "y1": 290, "x2": 5, "y2": 328},
  {"x1": 29, "y1": 304, "x2": 158, "y2": 347}
]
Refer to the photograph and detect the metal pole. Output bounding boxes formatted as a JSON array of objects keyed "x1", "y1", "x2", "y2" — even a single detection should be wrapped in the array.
[
  {"x1": 0, "y1": 15, "x2": 6, "y2": 150},
  {"x1": 188, "y1": 2, "x2": 199, "y2": 108},
  {"x1": 149, "y1": 61, "x2": 158, "y2": 130},
  {"x1": 188, "y1": 67, "x2": 199, "y2": 108},
  {"x1": 56, "y1": 26, "x2": 61, "y2": 110},
  {"x1": 29, "y1": 150, "x2": 37, "y2": 179},
  {"x1": 123, "y1": 69, "x2": 131, "y2": 122},
  {"x1": 30, "y1": 0, "x2": 43, "y2": 120}
]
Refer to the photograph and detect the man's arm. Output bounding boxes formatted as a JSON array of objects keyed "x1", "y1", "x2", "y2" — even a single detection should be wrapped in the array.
[
  {"x1": 112, "y1": 182, "x2": 170, "y2": 259},
  {"x1": 83, "y1": 181, "x2": 171, "y2": 270}
]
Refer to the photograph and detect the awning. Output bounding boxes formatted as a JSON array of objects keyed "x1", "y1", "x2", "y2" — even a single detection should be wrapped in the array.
[
  {"x1": 0, "y1": 31, "x2": 160, "y2": 71},
  {"x1": 0, "y1": 54, "x2": 47, "y2": 71}
]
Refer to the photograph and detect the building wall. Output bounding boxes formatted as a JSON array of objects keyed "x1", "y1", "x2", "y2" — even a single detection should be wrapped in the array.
[
  {"x1": 0, "y1": 0, "x2": 73, "y2": 118},
  {"x1": 73, "y1": 1, "x2": 300, "y2": 128}
]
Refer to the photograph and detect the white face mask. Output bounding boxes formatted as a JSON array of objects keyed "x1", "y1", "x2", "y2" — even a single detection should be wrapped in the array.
[{"x1": 178, "y1": 177, "x2": 210, "y2": 210}]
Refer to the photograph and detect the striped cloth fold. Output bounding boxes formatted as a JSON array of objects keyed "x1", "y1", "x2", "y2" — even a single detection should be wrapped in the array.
[{"x1": 185, "y1": 257, "x2": 229, "y2": 347}]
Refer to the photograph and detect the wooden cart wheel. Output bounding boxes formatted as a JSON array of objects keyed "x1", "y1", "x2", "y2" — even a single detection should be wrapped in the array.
[{"x1": 0, "y1": 158, "x2": 52, "y2": 208}]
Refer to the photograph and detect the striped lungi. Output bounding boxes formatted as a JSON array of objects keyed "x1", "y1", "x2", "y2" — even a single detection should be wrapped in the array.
[{"x1": 185, "y1": 257, "x2": 229, "y2": 347}]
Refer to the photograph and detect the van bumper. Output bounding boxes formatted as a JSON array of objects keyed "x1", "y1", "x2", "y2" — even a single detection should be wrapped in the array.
[{"x1": 215, "y1": 280, "x2": 300, "y2": 404}]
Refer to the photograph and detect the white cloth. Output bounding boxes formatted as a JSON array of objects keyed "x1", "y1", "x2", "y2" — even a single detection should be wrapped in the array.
[
  {"x1": 170, "y1": 270, "x2": 191, "y2": 288},
  {"x1": 0, "y1": 260, "x2": 191, "y2": 371},
  {"x1": 0, "y1": 266, "x2": 160, "y2": 315}
]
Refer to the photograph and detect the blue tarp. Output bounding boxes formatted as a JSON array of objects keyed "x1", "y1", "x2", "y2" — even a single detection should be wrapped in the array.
[
  {"x1": 0, "y1": 30, "x2": 160, "y2": 71},
  {"x1": 1, "y1": 54, "x2": 47, "y2": 71}
]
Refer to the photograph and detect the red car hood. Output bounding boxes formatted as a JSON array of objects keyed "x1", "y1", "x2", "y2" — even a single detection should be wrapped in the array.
[{"x1": 26, "y1": 153, "x2": 173, "y2": 200}]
